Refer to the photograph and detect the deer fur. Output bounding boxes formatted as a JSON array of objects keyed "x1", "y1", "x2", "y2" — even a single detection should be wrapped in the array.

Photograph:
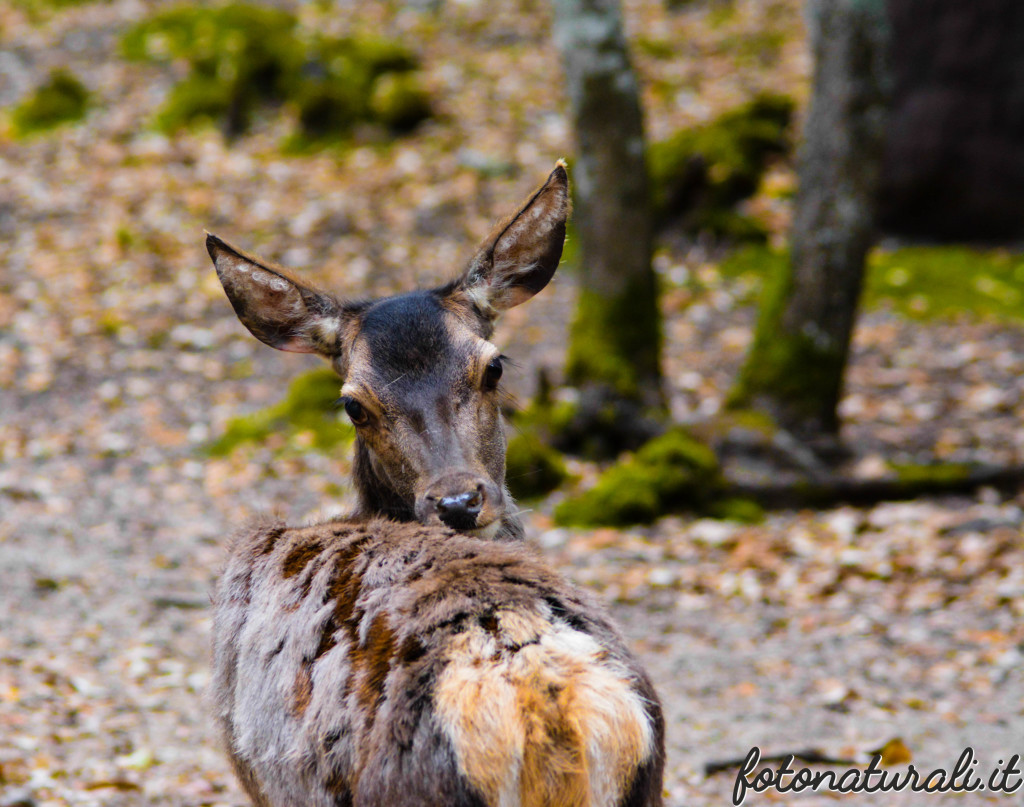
[{"x1": 207, "y1": 164, "x2": 666, "y2": 806}]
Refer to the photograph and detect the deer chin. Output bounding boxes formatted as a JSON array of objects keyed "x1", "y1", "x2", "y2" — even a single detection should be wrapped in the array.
[
  {"x1": 417, "y1": 511, "x2": 503, "y2": 540},
  {"x1": 463, "y1": 520, "x2": 502, "y2": 541}
]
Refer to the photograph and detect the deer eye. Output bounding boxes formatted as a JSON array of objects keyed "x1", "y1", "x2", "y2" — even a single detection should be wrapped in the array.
[
  {"x1": 341, "y1": 396, "x2": 369, "y2": 426},
  {"x1": 483, "y1": 356, "x2": 503, "y2": 390}
]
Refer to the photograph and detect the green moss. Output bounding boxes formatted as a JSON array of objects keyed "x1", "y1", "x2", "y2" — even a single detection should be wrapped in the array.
[
  {"x1": 504, "y1": 434, "x2": 571, "y2": 500},
  {"x1": 369, "y1": 72, "x2": 432, "y2": 133},
  {"x1": 866, "y1": 246, "x2": 1024, "y2": 322},
  {"x1": 718, "y1": 244, "x2": 1024, "y2": 324},
  {"x1": 729, "y1": 267, "x2": 851, "y2": 432},
  {"x1": 706, "y1": 2, "x2": 738, "y2": 27},
  {"x1": 691, "y1": 208, "x2": 768, "y2": 244},
  {"x1": 514, "y1": 397, "x2": 579, "y2": 438},
  {"x1": 11, "y1": 68, "x2": 89, "y2": 136},
  {"x1": 554, "y1": 464, "x2": 665, "y2": 527},
  {"x1": 558, "y1": 220, "x2": 581, "y2": 271},
  {"x1": 889, "y1": 462, "x2": 974, "y2": 485},
  {"x1": 717, "y1": 243, "x2": 788, "y2": 281},
  {"x1": 154, "y1": 73, "x2": 236, "y2": 132},
  {"x1": 11, "y1": 0, "x2": 106, "y2": 14},
  {"x1": 648, "y1": 93, "x2": 794, "y2": 241},
  {"x1": 98, "y1": 311, "x2": 125, "y2": 337},
  {"x1": 718, "y1": 29, "x2": 787, "y2": 67},
  {"x1": 115, "y1": 226, "x2": 136, "y2": 251},
  {"x1": 634, "y1": 36, "x2": 676, "y2": 60},
  {"x1": 706, "y1": 497, "x2": 764, "y2": 523},
  {"x1": 206, "y1": 367, "x2": 353, "y2": 456},
  {"x1": 634, "y1": 427, "x2": 719, "y2": 469},
  {"x1": 724, "y1": 245, "x2": 1024, "y2": 425},
  {"x1": 566, "y1": 280, "x2": 663, "y2": 399},
  {"x1": 121, "y1": 4, "x2": 430, "y2": 144},
  {"x1": 554, "y1": 428, "x2": 721, "y2": 527},
  {"x1": 712, "y1": 407, "x2": 779, "y2": 437},
  {"x1": 727, "y1": 246, "x2": 845, "y2": 425},
  {"x1": 341, "y1": 35, "x2": 418, "y2": 75}
]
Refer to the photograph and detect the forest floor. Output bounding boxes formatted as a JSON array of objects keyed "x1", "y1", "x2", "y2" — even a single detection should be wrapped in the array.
[{"x1": 2, "y1": 1, "x2": 1024, "y2": 805}]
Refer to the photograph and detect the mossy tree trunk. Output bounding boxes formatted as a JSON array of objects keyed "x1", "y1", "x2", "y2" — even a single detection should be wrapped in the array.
[
  {"x1": 729, "y1": 0, "x2": 890, "y2": 448},
  {"x1": 552, "y1": 0, "x2": 665, "y2": 456}
]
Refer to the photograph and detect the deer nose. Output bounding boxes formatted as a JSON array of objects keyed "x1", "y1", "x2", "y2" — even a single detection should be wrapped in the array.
[
  {"x1": 418, "y1": 472, "x2": 503, "y2": 534},
  {"x1": 434, "y1": 487, "x2": 483, "y2": 530}
]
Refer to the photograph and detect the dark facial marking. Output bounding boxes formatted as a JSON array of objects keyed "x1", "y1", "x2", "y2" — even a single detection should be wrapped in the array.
[{"x1": 358, "y1": 292, "x2": 456, "y2": 383}]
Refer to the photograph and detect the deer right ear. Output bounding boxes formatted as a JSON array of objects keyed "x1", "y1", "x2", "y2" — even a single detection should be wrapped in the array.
[
  {"x1": 206, "y1": 233, "x2": 350, "y2": 358},
  {"x1": 456, "y1": 162, "x2": 570, "y2": 322}
]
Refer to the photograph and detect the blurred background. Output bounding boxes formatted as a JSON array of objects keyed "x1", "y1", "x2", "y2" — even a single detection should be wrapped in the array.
[{"x1": 1, "y1": 0, "x2": 1023, "y2": 805}]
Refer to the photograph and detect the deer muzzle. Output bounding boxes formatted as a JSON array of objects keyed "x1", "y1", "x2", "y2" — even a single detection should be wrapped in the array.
[{"x1": 418, "y1": 471, "x2": 503, "y2": 535}]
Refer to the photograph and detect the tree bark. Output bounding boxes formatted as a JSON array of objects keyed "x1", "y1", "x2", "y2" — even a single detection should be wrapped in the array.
[
  {"x1": 730, "y1": 0, "x2": 891, "y2": 446},
  {"x1": 551, "y1": 0, "x2": 665, "y2": 454},
  {"x1": 878, "y1": 0, "x2": 1024, "y2": 241}
]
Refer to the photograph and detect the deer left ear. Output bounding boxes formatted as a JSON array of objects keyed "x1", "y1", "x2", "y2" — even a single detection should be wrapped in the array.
[{"x1": 457, "y1": 162, "x2": 570, "y2": 320}]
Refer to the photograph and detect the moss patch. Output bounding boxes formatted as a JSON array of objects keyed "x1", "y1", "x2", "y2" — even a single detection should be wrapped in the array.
[
  {"x1": 726, "y1": 248, "x2": 845, "y2": 427},
  {"x1": 206, "y1": 367, "x2": 353, "y2": 456},
  {"x1": 121, "y1": 4, "x2": 431, "y2": 144},
  {"x1": 867, "y1": 247, "x2": 1024, "y2": 322},
  {"x1": 504, "y1": 434, "x2": 571, "y2": 500},
  {"x1": 566, "y1": 279, "x2": 663, "y2": 400},
  {"x1": 554, "y1": 428, "x2": 721, "y2": 527},
  {"x1": 648, "y1": 93, "x2": 794, "y2": 241},
  {"x1": 719, "y1": 244, "x2": 1024, "y2": 324},
  {"x1": 11, "y1": 68, "x2": 90, "y2": 136},
  {"x1": 11, "y1": 0, "x2": 106, "y2": 14},
  {"x1": 889, "y1": 461, "x2": 974, "y2": 485},
  {"x1": 368, "y1": 72, "x2": 433, "y2": 133},
  {"x1": 725, "y1": 245, "x2": 1024, "y2": 426},
  {"x1": 706, "y1": 497, "x2": 764, "y2": 524}
]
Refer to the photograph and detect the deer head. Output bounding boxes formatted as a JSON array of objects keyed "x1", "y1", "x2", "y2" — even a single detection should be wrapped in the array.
[{"x1": 207, "y1": 163, "x2": 569, "y2": 540}]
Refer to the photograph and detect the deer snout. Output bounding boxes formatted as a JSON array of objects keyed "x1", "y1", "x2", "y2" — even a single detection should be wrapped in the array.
[
  {"x1": 418, "y1": 472, "x2": 503, "y2": 535},
  {"x1": 436, "y1": 488, "x2": 482, "y2": 528}
]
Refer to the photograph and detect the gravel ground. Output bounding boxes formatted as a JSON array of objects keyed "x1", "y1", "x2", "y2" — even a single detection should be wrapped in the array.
[{"x1": 4, "y1": 281, "x2": 1024, "y2": 807}]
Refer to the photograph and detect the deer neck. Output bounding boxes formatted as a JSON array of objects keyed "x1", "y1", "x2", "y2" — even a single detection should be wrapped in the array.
[{"x1": 351, "y1": 440, "x2": 416, "y2": 523}]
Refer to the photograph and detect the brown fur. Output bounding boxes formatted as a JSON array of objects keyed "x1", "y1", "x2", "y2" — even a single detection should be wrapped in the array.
[
  {"x1": 518, "y1": 680, "x2": 588, "y2": 807},
  {"x1": 207, "y1": 165, "x2": 664, "y2": 806},
  {"x1": 291, "y1": 664, "x2": 313, "y2": 716},
  {"x1": 211, "y1": 519, "x2": 664, "y2": 807}
]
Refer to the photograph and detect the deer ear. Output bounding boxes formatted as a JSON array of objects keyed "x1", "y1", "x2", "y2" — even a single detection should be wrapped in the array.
[
  {"x1": 206, "y1": 233, "x2": 348, "y2": 357},
  {"x1": 458, "y1": 161, "x2": 570, "y2": 319}
]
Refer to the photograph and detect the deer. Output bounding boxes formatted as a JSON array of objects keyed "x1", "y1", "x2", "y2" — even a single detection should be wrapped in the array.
[{"x1": 205, "y1": 163, "x2": 665, "y2": 807}]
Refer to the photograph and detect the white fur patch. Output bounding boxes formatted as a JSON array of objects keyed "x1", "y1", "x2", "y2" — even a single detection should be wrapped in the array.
[
  {"x1": 464, "y1": 284, "x2": 498, "y2": 319},
  {"x1": 466, "y1": 521, "x2": 502, "y2": 541}
]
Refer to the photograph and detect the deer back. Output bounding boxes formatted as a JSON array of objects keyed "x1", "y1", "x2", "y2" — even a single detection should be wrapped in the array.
[{"x1": 211, "y1": 517, "x2": 665, "y2": 807}]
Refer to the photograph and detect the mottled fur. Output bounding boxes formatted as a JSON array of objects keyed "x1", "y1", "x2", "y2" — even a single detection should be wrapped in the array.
[
  {"x1": 206, "y1": 164, "x2": 665, "y2": 805},
  {"x1": 211, "y1": 518, "x2": 665, "y2": 807}
]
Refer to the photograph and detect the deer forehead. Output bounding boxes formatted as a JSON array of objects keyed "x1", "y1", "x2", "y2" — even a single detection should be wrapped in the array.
[{"x1": 344, "y1": 291, "x2": 498, "y2": 396}]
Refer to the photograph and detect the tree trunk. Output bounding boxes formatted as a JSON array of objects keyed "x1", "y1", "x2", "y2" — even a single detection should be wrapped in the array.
[
  {"x1": 729, "y1": 0, "x2": 891, "y2": 447},
  {"x1": 878, "y1": 0, "x2": 1024, "y2": 241},
  {"x1": 551, "y1": 0, "x2": 665, "y2": 455}
]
